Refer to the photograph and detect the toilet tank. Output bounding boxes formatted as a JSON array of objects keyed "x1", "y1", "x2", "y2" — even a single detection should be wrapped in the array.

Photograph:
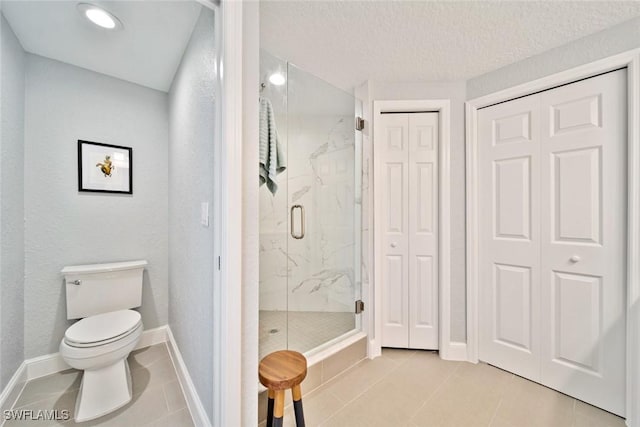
[{"x1": 61, "y1": 260, "x2": 147, "y2": 320}]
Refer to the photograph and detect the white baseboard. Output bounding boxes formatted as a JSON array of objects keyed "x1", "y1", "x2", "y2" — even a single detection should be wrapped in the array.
[
  {"x1": 369, "y1": 338, "x2": 468, "y2": 362},
  {"x1": 367, "y1": 338, "x2": 382, "y2": 359},
  {"x1": 165, "y1": 326, "x2": 211, "y2": 427},
  {"x1": 25, "y1": 353, "x2": 71, "y2": 381},
  {"x1": 135, "y1": 325, "x2": 169, "y2": 349},
  {"x1": 440, "y1": 341, "x2": 468, "y2": 362},
  {"x1": 0, "y1": 361, "x2": 27, "y2": 421}
]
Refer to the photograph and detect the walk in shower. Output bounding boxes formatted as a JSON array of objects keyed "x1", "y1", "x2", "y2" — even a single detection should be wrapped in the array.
[{"x1": 259, "y1": 51, "x2": 362, "y2": 359}]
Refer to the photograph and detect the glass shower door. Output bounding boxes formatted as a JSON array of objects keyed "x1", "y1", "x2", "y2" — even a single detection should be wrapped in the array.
[{"x1": 285, "y1": 62, "x2": 359, "y2": 354}]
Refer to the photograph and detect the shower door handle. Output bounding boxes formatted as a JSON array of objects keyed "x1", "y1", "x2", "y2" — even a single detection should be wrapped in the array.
[{"x1": 291, "y1": 204, "x2": 305, "y2": 239}]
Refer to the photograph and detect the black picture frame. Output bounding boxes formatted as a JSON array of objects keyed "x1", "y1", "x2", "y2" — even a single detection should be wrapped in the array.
[{"x1": 78, "y1": 140, "x2": 133, "y2": 194}]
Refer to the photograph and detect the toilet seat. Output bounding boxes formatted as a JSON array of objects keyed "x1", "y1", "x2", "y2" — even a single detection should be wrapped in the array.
[
  {"x1": 64, "y1": 309, "x2": 142, "y2": 348},
  {"x1": 60, "y1": 319, "x2": 143, "y2": 368}
]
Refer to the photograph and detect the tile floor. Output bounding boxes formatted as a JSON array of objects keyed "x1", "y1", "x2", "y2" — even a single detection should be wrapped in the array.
[
  {"x1": 266, "y1": 348, "x2": 626, "y2": 427},
  {"x1": 259, "y1": 311, "x2": 355, "y2": 359},
  {"x1": 4, "y1": 344, "x2": 194, "y2": 427}
]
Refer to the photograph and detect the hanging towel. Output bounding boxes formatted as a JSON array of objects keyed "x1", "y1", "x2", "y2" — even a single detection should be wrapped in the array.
[{"x1": 259, "y1": 97, "x2": 286, "y2": 195}]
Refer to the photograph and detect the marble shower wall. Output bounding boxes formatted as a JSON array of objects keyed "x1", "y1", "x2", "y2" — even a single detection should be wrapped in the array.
[
  {"x1": 286, "y1": 114, "x2": 355, "y2": 312},
  {"x1": 259, "y1": 113, "x2": 356, "y2": 313}
]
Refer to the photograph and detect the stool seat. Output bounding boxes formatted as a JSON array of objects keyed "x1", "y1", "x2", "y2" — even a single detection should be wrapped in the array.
[
  {"x1": 259, "y1": 350, "x2": 308, "y2": 427},
  {"x1": 259, "y1": 350, "x2": 307, "y2": 390}
]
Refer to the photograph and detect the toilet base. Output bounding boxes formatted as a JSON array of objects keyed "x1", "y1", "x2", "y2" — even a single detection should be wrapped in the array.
[{"x1": 74, "y1": 358, "x2": 133, "y2": 422}]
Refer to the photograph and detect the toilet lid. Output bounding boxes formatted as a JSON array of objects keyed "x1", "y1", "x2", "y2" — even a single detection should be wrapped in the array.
[{"x1": 65, "y1": 309, "x2": 142, "y2": 346}]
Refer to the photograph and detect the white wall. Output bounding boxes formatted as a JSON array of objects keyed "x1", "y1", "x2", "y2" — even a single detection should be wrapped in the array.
[
  {"x1": 369, "y1": 81, "x2": 468, "y2": 343},
  {"x1": 467, "y1": 16, "x2": 640, "y2": 99},
  {"x1": 168, "y1": 7, "x2": 216, "y2": 422},
  {"x1": 23, "y1": 54, "x2": 169, "y2": 358},
  {"x1": 0, "y1": 14, "x2": 25, "y2": 389},
  {"x1": 242, "y1": 3, "x2": 260, "y2": 425}
]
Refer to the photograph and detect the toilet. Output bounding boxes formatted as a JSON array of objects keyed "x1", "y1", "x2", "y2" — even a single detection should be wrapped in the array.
[{"x1": 59, "y1": 260, "x2": 147, "y2": 422}]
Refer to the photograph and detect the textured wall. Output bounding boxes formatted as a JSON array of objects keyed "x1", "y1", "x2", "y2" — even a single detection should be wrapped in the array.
[
  {"x1": 370, "y1": 81, "x2": 468, "y2": 343},
  {"x1": 467, "y1": 17, "x2": 640, "y2": 99},
  {"x1": 24, "y1": 54, "x2": 169, "y2": 358},
  {"x1": 168, "y1": 7, "x2": 215, "y2": 421},
  {"x1": 0, "y1": 14, "x2": 25, "y2": 389}
]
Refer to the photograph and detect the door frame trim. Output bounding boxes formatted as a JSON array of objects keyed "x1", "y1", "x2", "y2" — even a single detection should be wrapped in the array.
[
  {"x1": 216, "y1": 1, "x2": 247, "y2": 425},
  {"x1": 372, "y1": 99, "x2": 460, "y2": 359},
  {"x1": 465, "y1": 49, "x2": 640, "y2": 425}
]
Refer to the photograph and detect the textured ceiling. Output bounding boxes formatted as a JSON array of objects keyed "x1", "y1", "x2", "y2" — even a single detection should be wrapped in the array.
[
  {"x1": 260, "y1": 1, "x2": 640, "y2": 91},
  {"x1": 2, "y1": 1, "x2": 202, "y2": 92}
]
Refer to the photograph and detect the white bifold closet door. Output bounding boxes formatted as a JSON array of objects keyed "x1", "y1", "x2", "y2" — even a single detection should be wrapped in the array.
[
  {"x1": 478, "y1": 69, "x2": 627, "y2": 416},
  {"x1": 379, "y1": 112, "x2": 439, "y2": 350}
]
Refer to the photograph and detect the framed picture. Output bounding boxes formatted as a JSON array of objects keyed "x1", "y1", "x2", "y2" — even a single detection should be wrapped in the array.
[{"x1": 78, "y1": 140, "x2": 132, "y2": 194}]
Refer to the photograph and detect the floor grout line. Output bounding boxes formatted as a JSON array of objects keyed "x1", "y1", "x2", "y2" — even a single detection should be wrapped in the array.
[
  {"x1": 407, "y1": 357, "x2": 462, "y2": 422},
  {"x1": 321, "y1": 353, "x2": 409, "y2": 425},
  {"x1": 327, "y1": 358, "x2": 401, "y2": 403},
  {"x1": 11, "y1": 381, "x2": 82, "y2": 411},
  {"x1": 487, "y1": 397, "x2": 503, "y2": 427},
  {"x1": 160, "y1": 382, "x2": 171, "y2": 416}
]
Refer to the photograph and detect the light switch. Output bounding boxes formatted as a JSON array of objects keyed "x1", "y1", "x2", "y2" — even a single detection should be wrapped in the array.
[{"x1": 201, "y1": 202, "x2": 209, "y2": 227}]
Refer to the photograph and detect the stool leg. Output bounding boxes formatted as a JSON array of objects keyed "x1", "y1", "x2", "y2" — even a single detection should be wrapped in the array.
[
  {"x1": 266, "y1": 389, "x2": 275, "y2": 427},
  {"x1": 292, "y1": 384, "x2": 305, "y2": 427},
  {"x1": 273, "y1": 390, "x2": 285, "y2": 427}
]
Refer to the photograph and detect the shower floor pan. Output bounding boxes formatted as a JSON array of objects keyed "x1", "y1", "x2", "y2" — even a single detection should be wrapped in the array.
[{"x1": 259, "y1": 310, "x2": 355, "y2": 359}]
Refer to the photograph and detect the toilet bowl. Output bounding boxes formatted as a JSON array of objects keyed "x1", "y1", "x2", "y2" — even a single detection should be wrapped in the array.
[
  {"x1": 60, "y1": 309, "x2": 143, "y2": 422},
  {"x1": 61, "y1": 260, "x2": 147, "y2": 421}
]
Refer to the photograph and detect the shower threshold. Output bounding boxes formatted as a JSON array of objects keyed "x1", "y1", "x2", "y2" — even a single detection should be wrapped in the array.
[{"x1": 259, "y1": 310, "x2": 356, "y2": 360}]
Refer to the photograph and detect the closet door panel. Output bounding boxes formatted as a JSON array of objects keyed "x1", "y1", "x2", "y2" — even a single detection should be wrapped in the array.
[
  {"x1": 379, "y1": 114, "x2": 410, "y2": 348},
  {"x1": 540, "y1": 70, "x2": 627, "y2": 416},
  {"x1": 478, "y1": 94, "x2": 542, "y2": 381},
  {"x1": 408, "y1": 113, "x2": 439, "y2": 349}
]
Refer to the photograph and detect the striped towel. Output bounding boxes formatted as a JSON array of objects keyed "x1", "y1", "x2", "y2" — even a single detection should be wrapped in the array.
[{"x1": 259, "y1": 97, "x2": 286, "y2": 194}]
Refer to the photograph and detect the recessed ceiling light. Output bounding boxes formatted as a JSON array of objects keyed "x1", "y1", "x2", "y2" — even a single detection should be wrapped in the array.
[
  {"x1": 269, "y1": 73, "x2": 286, "y2": 86},
  {"x1": 77, "y1": 3, "x2": 123, "y2": 30}
]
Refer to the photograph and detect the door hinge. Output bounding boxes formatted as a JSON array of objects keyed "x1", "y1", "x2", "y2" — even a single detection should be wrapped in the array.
[
  {"x1": 217, "y1": 256, "x2": 221, "y2": 271},
  {"x1": 355, "y1": 116, "x2": 365, "y2": 131},
  {"x1": 355, "y1": 300, "x2": 364, "y2": 314}
]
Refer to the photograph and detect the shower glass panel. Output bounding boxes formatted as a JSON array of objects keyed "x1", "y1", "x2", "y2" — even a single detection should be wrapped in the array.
[
  {"x1": 259, "y1": 51, "x2": 361, "y2": 359},
  {"x1": 259, "y1": 51, "x2": 289, "y2": 356}
]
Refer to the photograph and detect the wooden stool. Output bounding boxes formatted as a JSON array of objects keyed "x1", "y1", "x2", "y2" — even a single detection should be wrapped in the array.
[{"x1": 259, "y1": 350, "x2": 307, "y2": 427}]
